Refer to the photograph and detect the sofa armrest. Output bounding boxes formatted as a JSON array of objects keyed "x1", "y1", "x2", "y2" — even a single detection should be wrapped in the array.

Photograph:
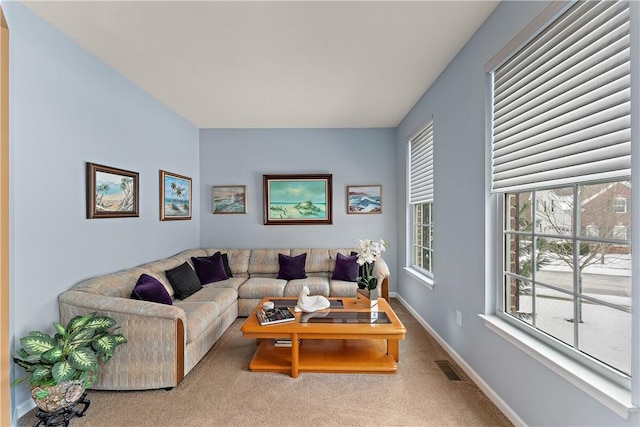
[
  {"x1": 372, "y1": 256, "x2": 391, "y2": 301},
  {"x1": 58, "y1": 290, "x2": 187, "y2": 390}
]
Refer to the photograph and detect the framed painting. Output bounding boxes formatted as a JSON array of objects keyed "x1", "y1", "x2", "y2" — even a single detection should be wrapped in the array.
[
  {"x1": 347, "y1": 185, "x2": 382, "y2": 214},
  {"x1": 86, "y1": 162, "x2": 139, "y2": 219},
  {"x1": 160, "y1": 170, "x2": 192, "y2": 221},
  {"x1": 212, "y1": 185, "x2": 247, "y2": 214},
  {"x1": 263, "y1": 174, "x2": 332, "y2": 225}
]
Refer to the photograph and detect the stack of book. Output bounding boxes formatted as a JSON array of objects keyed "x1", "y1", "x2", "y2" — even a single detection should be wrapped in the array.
[
  {"x1": 256, "y1": 307, "x2": 295, "y2": 326},
  {"x1": 274, "y1": 338, "x2": 301, "y2": 348}
]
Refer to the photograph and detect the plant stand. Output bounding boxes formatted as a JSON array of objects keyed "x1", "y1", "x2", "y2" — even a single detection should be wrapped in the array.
[{"x1": 33, "y1": 392, "x2": 90, "y2": 427}]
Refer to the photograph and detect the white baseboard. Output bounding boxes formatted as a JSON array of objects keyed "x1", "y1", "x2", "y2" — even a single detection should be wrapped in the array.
[{"x1": 394, "y1": 294, "x2": 527, "y2": 427}]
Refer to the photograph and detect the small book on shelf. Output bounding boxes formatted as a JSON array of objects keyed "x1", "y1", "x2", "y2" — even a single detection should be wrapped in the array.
[
  {"x1": 274, "y1": 338, "x2": 301, "y2": 347},
  {"x1": 256, "y1": 307, "x2": 295, "y2": 326}
]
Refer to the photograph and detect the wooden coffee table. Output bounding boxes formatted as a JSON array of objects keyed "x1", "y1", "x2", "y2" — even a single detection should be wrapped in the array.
[{"x1": 241, "y1": 297, "x2": 406, "y2": 378}]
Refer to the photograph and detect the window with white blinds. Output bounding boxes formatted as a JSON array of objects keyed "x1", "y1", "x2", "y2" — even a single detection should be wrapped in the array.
[
  {"x1": 488, "y1": 0, "x2": 636, "y2": 396},
  {"x1": 491, "y1": 0, "x2": 631, "y2": 193},
  {"x1": 410, "y1": 121, "x2": 434, "y2": 203},
  {"x1": 409, "y1": 120, "x2": 434, "y2": 278}
]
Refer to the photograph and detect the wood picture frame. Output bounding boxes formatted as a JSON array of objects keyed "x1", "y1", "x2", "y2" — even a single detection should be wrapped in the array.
[
  {"x1": 212, "y1": 185, "x2": 247, "y2": 214},
  {"x1": 263, "y1": 174, "x2": 332, "y2": 225},
  {"x1": 347, "y1": 185, "x2": 382, "y2": 214},
  {"x1": 160, "y1": 170, "x2": 192, "y2": 221},
  {"x1": 86, "y1": 162, "x2": 139, "y2": 219}
]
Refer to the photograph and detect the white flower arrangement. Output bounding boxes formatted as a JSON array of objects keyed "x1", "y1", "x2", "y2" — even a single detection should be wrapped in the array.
[{"x1": 355, "y1": 239, "x2": 389, "y2": 290}]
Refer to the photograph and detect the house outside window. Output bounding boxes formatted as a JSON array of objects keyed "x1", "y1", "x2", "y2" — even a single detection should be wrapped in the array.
[
  {"x1": 409, "y1": 120, "x2": 434, "y2": 278},
  {"x1": 489, "y1": 0, "x2": 633, "y2": 385},
  {"x1": 613, "y1": 196, "x2": 627, "y2": 213}
]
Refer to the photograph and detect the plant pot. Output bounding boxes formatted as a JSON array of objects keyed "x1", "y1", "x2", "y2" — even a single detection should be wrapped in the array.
[
  {"x1": 356, "y1": 287, "x2": 379, "y2": 307},
  {"x1": 31, "y1": 380, "x2": 85, "y2": 413}
]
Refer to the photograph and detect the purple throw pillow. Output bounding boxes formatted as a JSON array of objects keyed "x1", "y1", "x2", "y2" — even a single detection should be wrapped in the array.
[
  {"x1": 277, "y1": 253, "x2": 307, "y2": 280},
  {"x1": 131, "y1": 274, "x2": 173, "y2": 305},
  {"x1": 332, "y1": 253, "x2": 359, "y2": 282},
  {"x1": 192, "y1": 252, "x2": 229, "y2": 284}
]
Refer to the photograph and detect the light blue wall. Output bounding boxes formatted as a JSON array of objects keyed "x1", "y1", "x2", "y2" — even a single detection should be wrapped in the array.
[
  {"x1": 5, "y1": 2, "x2": 200, "y2": 419},
  {"x1": 199, "y1": 128, "x2": 397, "y2": 283},
  {"x1": 396, "y1": 1, "x2": 639, "y2": 426}
]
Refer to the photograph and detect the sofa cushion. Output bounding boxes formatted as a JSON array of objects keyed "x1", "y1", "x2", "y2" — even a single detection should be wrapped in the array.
[
  {"x1": 284, "y1": 277, "x2": 330, "y2": 297},
  {"x1": 203, "y1": 277, "x2": 246, "y2": 292},
  {"x1": 182, "y1": 286, "x2": 238, "y2": 309},
  {"x1": 131, "y1": 274, "x2": 173, "y2": 305},
  {"x1": 206, "y1": 249, "x2": 251, "y2": 278},
  {"x1": 172, "y1": 301, "x2": 220, "y2": 343},
  {"x1": 277, "y1": 253, "x2": 307, "y2": 280},
  {"x1": 171, "y1": 248, "x2": 208, "y2": 266},
  {"x1": 249, "y1": 249, "x2": 290, "y2": 275},
  {"x1": 191, "y1": 253, "x2": 228, "y2": 284},
  {"x1": 137, "y1": 259, "x2": 181, "y2": 296},
  {"x1": 292, "y1": 248, "x2": 330, "y2": 274},
  {"x1": 329, "y1": 279, "x2": 359, "y2": 298},
  {"x1": 74, "y1": 267, "x2": 149, "y2": 298},
  {"x1": 332, "y1": 253, "x2": 359, "y2": 282},
  {"x1": 166, "y1": 262, "x2": 202, "y2": 300},
  {"x1": 238, "y1": 277, "x2": 287, "y2": 299}
]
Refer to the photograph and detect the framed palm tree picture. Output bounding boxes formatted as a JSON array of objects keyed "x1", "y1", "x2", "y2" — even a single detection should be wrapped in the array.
[
  {"x1": 160, "y1": 170, "x2": 192, "y2": 221},
  {"x1": 86, "y1": 162, "x2": 139, "y2": 219}
]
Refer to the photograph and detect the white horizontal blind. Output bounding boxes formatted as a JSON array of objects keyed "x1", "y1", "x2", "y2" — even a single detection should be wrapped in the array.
[
  {"x1": 410, "y1": 121, "x2": 434, "y2": 204},
  {"x1": 491, "y1": 0, "x2": 631, "y2": 193}
]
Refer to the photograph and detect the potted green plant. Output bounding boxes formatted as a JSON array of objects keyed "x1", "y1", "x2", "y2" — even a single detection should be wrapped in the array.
[{"x1": 12, "y1": 312, "x2": 127, "y2": 412}]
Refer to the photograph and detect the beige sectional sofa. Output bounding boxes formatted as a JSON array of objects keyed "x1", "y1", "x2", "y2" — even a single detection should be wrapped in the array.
[{"x1": 58, "y1": 247, "x2": 390, "y2": 390}]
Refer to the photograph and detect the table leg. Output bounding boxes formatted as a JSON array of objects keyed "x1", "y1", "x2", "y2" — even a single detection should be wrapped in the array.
[
  {"x1": 388, "y1": 339, "x2": 400, "y2": 362},
  {"x1": 291, "y1": 334, "x2": 299, "y2": 378}
]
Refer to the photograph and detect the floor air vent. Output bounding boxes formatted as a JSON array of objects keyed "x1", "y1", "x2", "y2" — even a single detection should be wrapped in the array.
[{"x1": 435, "y1": 360, "x2": 462, "y2": 381}]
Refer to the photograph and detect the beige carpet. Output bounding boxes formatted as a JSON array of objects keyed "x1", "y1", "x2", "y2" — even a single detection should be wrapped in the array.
[{"x1": 18, "y1": 300, "x2": 512, "y2": 427}]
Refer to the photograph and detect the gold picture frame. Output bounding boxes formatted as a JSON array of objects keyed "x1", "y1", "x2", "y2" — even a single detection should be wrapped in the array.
[{"x1": 160, "y1": 170, "x2": 192, "y2": 221}]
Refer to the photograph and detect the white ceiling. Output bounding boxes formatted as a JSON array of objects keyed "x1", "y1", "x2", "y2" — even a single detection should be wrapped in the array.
[{"x1": 23, "y1": 0, "x2": 500, "y2": 129}]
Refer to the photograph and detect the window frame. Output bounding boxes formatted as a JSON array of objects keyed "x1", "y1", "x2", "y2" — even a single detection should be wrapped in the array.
[
  {"x1": 406, "y1": 119, "x2": 435, "y2": 287},
  {"x1": 410, "y1": 201, "x2": 434, "y2": 279},
  {"x1": 497, "y1": 180, "x2": 632, "y2": 388}
]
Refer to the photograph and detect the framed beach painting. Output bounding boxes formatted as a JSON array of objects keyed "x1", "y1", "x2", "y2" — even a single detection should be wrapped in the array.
[
  {"x1": 160, "y1": 170, "x2": 192, "y2": 221},
  {"x1": 263, "y1": 174, "x2": 332, "y2": 225},
  {"x1": 212, "y1": 185, "x2": 247, "y2": 214},
  {"x1": 86, "y1": 162, "x2": 139, "y2": 219},
  {"x1": 347, "y1": 185, "x2": 382, "y2": 214}
]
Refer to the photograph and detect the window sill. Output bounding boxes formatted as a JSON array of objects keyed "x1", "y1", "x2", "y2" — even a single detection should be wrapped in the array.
[
  {"x1": 480, "y1": 314, "x2": 638, "y2": 419},
  {"x1": 403, "y1": 267, "x2": 435, "y2": 290}
]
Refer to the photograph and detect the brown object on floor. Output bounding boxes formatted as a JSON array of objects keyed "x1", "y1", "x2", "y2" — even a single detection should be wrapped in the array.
[{"x1": 18, "y1": 299, "x2": 513, "y2": 427}]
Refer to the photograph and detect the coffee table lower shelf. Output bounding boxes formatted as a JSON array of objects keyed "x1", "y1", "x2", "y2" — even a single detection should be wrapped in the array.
[{"x1": 248, "y1": 338, "x2": 398, "y2": 375}]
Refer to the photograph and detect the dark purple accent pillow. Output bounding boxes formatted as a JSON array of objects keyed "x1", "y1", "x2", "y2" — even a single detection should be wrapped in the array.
[
  {"x1": 165, "y1": 262, "x2": 202, "y2": 300},
  {"x1": 191, "y1": 252, "x2": 229, "y2": 284},
  {"x1": 277, "y1": 253, "x2": 307, "y2": 280},
  {"x1": 332, "y1": 253, "x2": 359, "y2": 282},
  {"x1": 131, "y1": 274, "x2": 173, "y2": 305}
]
